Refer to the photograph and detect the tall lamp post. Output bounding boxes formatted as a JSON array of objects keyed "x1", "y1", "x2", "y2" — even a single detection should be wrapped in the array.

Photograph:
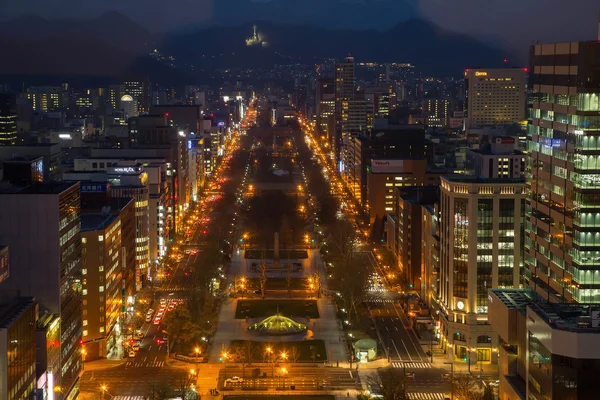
[
  {"x1": 194, "y1": 347, "x2": 201, "y2": 376},
  {"x1": 266, "y1": 347, "x2": 274, "y2": 377},
  {"x1": 81, "y1": 348, "x2": 86, "y2": 371},
  {"x1": 444, "y1": 361, "x2": 454, "y2": 400},
  {"x1": 280, "y1": 367, "x2": 288, "y2": 390}
]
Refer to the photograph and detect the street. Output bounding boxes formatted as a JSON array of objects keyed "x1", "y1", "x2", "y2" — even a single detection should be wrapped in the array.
[{"x1": 218, "y1": 365, "x2": 361, "y2": 391}]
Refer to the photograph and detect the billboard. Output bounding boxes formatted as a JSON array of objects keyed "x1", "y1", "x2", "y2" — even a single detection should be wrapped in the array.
[
  {"x1": 80, "y1": 183, "x2": 108, "y2": 193},
  {"x1": 370, "y1": 159, "x2": 405, "y2": 173}
]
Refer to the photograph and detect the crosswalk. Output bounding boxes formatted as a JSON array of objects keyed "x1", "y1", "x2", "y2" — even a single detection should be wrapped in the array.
[
  {"x1": 124, "y1": 360, "x2": 165, "y2": 368},
  {"x1": 407, "y1": 393, "x2": 447, "y2": 400},
  {"x1": 164, "y1": 285, "x2": 190, "y2": 291},
  {"x1": 366, "y1": 298, "x2": 396, "y2": 303},
  {"x1": 113, "y1": 397, "x2": 146, "y2": 400},
  {"x1": 391, "y1": 362, "x2": 432, "y2": 369}
]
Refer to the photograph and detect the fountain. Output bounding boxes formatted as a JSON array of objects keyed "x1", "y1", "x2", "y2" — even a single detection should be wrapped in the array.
[{"x1": 248, "y1": 314, "x2": 307, "y2": 335}]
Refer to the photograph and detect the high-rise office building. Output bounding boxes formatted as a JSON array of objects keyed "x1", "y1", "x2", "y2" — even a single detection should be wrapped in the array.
[
  {"x1": 334, "y1": 57, "x2": 355, "y2": 160},
  {"x1": 316, "y1": 78, "x2": 335, "y2": 140},
  {"x1": 123, "y1": 79, "x2": 150, "y2": 114},
  {"x1": 0, "y1": 294, "x2": 37, "y2": 400},
  {"x1": 0, "y1": 182, "x2": 82, "y2": 399},
  {"x1": 526, "y1": 40, "x2": 600, "y2": 303},
  {"x1": 437, "y1": 176, "x2": 525, "y2": 366},
  {"x1": 81, "y1": 213, "x2": 123, "y2": 359},
  {"x1": 464, "y1": 68, "x2": 527, "y2": 130},
  {"x1": 422, "y1": 98, "x2": 449, "y2": 128},
  {"x1": 0, "y1": 93, "x2": 17, "y2": 145}
]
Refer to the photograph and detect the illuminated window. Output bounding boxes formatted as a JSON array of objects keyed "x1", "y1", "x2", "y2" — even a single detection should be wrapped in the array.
[
  {"x1": 82, "y1": 237, "x2": 87, "y2": 244},
  {"x1": 83, "y1": 320, "x2": 88, "y2": 326},
  {"x1": 99, "y1": 286, "x2": 104, "y2": 293},
  {"x1": 82, "y1": 289, "x2": 87, "y2": 296},
  {"x1": 83, "y1": 330, "x2": 88, "y2": 337},
  {"x1": 98, "y1": 235, "x2": 104, "y2": 242}
]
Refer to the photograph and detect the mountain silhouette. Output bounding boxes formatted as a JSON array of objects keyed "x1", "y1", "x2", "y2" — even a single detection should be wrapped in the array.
[{"x1": 0, "y1": 12, "x2": 510, "y2": 83}]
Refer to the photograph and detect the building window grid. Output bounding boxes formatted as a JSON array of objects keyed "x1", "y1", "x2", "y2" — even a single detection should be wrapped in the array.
[{"x1": 477, "y1": 199, "x2": 493, "y2": 313}]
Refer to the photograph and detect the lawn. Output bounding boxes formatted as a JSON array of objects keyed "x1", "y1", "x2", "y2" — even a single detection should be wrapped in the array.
[
  {"x1": 236, "y1": 300, "x2": 319, "y2": 319},
  {"x1": 225, "y1": 396, "x2": 334, "y2": 400},
  {"x1": 247, "y1": 278, "x2": 308, "y2": 290},
  {"x1": 245, "y1": 249, "x2": 308, "y2": 259},
  {"x1": 228, "y1": 339, "x2": 327, "y2": 363}
]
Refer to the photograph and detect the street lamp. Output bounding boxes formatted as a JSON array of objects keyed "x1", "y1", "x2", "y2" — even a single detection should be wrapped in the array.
[
  {"x1": 195, "y1": 347, "x2": 201, "y2": 373},
  {"x1": 266, "y1": 347, "x2": 274, "y2": 377},
  {"x1": 81, "y1": 348, "x2": 86, "y2": 371},
  {"x1": 280, "y1": 367, "x2": 288, "y2": 390},
  {"x1": 100, "y1": 384, "x2": 108, "y2": 400},
  {"x1": 444, "y1": 361, "x2": 454, "y2": 400}
]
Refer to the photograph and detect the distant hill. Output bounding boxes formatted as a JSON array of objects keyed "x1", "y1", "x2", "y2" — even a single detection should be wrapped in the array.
[
  {"x1": 162, "y1": 19, "x2": 510, "y2": 75},
  {"x1": 0, "y1": 12, "x2": 510, "y2": 83}
]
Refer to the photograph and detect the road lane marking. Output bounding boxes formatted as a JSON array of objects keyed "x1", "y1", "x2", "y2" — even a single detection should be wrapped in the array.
[
  {"x1": 391, "y1": 339, "x2": 403, "y2": 361},
  {"x1": 392, "y1": 302, "x2": 425, "y2": 362},
  {"x1": 401, "y1": 340, "x2": 413, "y2": 361}
]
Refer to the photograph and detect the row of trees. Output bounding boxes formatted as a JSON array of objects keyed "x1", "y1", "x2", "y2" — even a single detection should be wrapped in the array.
[
  {"x1": 291, "y1": 125, "x2": 371, "y2": 322},
  {"x1": 162, "y1": 147, "x2": 251, "y2": 355}
]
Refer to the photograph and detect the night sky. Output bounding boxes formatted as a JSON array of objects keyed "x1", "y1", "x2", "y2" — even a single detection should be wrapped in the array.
[{"x1": 0, "y1": 0, "x2": 597, "y2": 53}]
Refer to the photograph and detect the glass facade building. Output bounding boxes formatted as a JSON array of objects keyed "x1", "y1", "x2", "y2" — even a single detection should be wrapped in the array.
[
  {"x1": 526, "y1": 40, "x2": 600, "y2": 303},
  {"x1": 437, "y1": 176, "x2": 525, "y2": 366},
  {"x1": 0, "y1": 297, "x2": 37, "y2": 400}
]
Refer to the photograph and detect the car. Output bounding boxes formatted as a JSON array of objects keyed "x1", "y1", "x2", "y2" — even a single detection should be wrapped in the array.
[
  {"x1": 145, "y1": 315, "x2": 152, "y2": 323},
  {"x1": 168, "y1": 304, "x2": 175, "y2": 311},
  {"x1": 488, "y1": 380, "x2": 500, "y2": 388},
  {"x1": 225, "y1": 377, "x2": 244, "y2": 384},
  {"x1": 153, "y1": 319, "x2": 161, "y2": 325},
  {"x1": 128, "y1": 350, "x2": 136, "y2": 358},
  {"x1": 184, "y1": 249, "x2": 191, "y2": 255},
  {"x1": 136, "y1": 332, "x2": 144, "y2": 339},
  {"x1": 132, "y1": 344, "x2": 141, "y2": 351}
]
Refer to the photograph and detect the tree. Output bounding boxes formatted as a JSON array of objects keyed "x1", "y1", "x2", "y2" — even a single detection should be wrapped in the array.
[
  {"x1": 146, "y1": 381, "x2": 173, "y2": 400},
  {"x1": 162, "y1": 307, "x2": 200, "y2": 351},
  {"x1": 327, "y1": 219, "x2": 369, "y2": 323},
  {"x1": 289, "y1": 346, "x2": 301, "y2": 364},
  {"x1": 365, "y1": 368, "x2": 407, "y2": 400},
  {"x1": 286, "y1": 265, "x2": 293, "y2": 298},
  {"x1": 233, "y1": 346, "x2": 248, "y2": 379},
  {"x1": 452, "y1": 373, "x2": 479, "y2": 400},
  {"x1": 259, "y1": 262, "x2": 268, "y2": 299},
  {"x1": 312, "y1": 270, "x2": 322, "y2": 299},
  {"x1": 251, "y1": 368, "x2": 262, "y2": 388}
]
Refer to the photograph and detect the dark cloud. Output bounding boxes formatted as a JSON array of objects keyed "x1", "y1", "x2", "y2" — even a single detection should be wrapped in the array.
[
  {"x1": 0, "y1": 0, "x2": 214, "y2": 31},
  {"x1": 416, "y1": 0, "x2": 599, "y2": 58}
]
